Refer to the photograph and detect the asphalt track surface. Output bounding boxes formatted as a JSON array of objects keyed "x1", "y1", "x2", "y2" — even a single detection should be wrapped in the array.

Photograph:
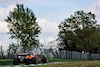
[{"x1": 4, "y1": 62, "x2": 67, "y2": 67}]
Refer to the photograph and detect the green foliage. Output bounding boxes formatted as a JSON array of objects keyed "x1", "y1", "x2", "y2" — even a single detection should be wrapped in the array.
[
  {"x1": 5, "y1": 3, "x2": 41, "y2": 52},
  {"x1": 58, "y1": 10, "x2": 100, "y2": 53},
  {"x1": 0, "y1": 59, "x2": 13, "y2": 65},
  {"x1": 87, "y1": 30, "x2": 100, "y2": 53}
]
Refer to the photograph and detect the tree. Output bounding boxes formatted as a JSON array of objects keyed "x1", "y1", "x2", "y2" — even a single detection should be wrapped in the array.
[
  {"x1": 48, "y1": 40, "x2": 60, "y2": 52},
  {"x1": 5, "y1": 3, "x2": 41, "y2": 52},
  {"x1": 87, "y1": 30, "x2": 100, "y2": 53},
  {"x1": 58, "y1": 10, "x2": 100, "y2": 53},
  {"x1": 6, "y1": 43, "x2": 19, "y2": 58}
]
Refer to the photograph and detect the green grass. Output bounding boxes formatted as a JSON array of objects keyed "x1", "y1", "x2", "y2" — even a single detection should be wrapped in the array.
[
  {"x1": 47, "y1": 59, "x2": 82, "y2": 62},
  {"x1": 0, "y1": 59, "x2": 82, "y2": 65},
  {"x1": 32, "y1": 60, "x2": 100, "y2": 67},
  {"x1": 0, "y1": 59, "x2": 13, "y2": 65},
  {"x1": 1, "y1": 59, "x2": 100, "y2": 67}
]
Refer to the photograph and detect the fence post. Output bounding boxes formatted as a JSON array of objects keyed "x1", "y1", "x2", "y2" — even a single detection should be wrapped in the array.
[
  {"x1": 66, "y1": 50, "x2": 67, "y2": 59},
  {"x1": 58, "y1": 50, "x2": 100, "y2": 60},
  {"x1": 1, "y1": 46, "x2": 2, "y2": 59},
  {"x1": 99, "y1": 54, "x2": 100, "y2": 60}
]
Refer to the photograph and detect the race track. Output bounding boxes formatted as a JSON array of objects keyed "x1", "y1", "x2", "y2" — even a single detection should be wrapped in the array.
[{"x1": 4, "y1": 62, "x2": 67, "y2": 67}]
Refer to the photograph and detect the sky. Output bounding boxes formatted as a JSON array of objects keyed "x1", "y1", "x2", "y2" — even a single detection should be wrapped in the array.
[{"x1": 0, "y1": 0, "x2": 100, "y2": 51}]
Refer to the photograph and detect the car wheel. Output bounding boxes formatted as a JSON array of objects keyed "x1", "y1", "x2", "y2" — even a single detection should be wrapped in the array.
[
  {"x1": 41, "y1": 57, "x2": 47, "y2": 63},
  {"x1": 31, "y1": 57, "x2": 37, "y2": 64},
  {"x1": 25, "y1": 59, "x2": 29, "y2": 65},
  {"x1": 13, "y1": 58, "x2": 20, "y2": 65}
]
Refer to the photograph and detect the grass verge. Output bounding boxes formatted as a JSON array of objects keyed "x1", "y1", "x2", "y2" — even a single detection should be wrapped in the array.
[
  {"x1": 0, "y1": 59, "x2": 13, "y2": 65},
  {"x1": 48, "y1": 59, "x2": 82, "y2": 62},
  {"x1": 32, "y1": 60, "x2": 100, "y2": 67},
  {"x1": 0, "y1": 59, "x2": 82, "y2": 65}
]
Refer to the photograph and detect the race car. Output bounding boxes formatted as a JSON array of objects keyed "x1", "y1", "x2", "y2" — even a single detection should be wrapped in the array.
[{"x1": 13, "y1": 53, "x2": 47, "y2": 65}]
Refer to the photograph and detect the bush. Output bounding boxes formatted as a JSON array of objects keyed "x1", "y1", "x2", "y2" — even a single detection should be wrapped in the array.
[{"x1": 0, "y1": 59, "x2": 13, "y2": 65}]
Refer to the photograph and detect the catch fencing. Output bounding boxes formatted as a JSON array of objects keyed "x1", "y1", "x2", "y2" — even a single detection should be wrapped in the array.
[
  {"x1": 0, "y1": 44, "x2": 100, "y2": 60},
  {"x1": 53, "y1": 50, "x2": 100, "y2": 60}
]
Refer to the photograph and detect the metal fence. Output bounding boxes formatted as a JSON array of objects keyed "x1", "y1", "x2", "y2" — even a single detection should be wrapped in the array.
[
  {"x1": 0, "y1": 45, "x2": 100, "y2": 60},
  {"x1": 53, "y1": 50, "x2": 100, "y2": 60}
]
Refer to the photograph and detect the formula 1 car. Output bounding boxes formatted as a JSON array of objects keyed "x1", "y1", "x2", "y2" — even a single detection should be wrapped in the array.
[{"x1": 13, "y1": 53, "x2": 47, "y2": 65}]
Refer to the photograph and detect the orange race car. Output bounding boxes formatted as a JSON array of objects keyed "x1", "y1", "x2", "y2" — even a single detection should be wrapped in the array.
[{"x1": 13, "y1": 53, "x2": 47, "y2": 65}]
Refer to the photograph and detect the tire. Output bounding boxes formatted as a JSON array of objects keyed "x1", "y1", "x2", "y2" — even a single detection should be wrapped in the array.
[
  {"x1": 41, "y1": 57, "x2": 47, "y2": 63},
  {"x1": 13, "y1": 58, "x2": 20, "y2": 65},
  {"x1": 23, "y1": 58, "x2": 26, "y2": 63},
  {"x1": 31, "y1": 57, "x2": 37, "y2": 64},
  {"x1": 25, "y1": 59, "x2": 29, "y2": 65},
  {"x1": 25, "y1": 62, "x2": 29, "y2": 65}
]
